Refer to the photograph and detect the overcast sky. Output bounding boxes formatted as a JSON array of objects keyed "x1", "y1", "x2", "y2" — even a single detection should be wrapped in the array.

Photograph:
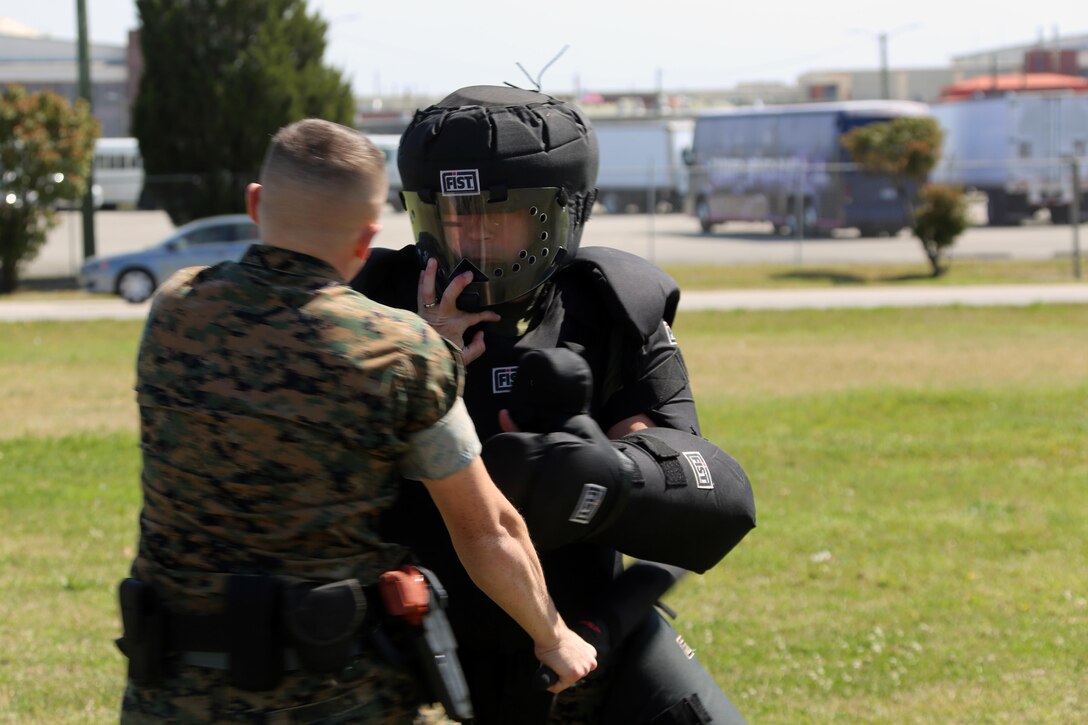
[{"x1": 6, "y1": 0, "x2": 1082, "y2": 96}]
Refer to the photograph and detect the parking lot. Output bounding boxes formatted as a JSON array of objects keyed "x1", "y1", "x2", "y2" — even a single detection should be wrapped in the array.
[{"x1": 24, "y1": 207, "x2": 1086, "y2": 281}]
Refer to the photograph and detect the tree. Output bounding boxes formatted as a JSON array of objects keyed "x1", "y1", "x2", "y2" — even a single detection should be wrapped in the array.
[
  {"x1": 133, "y1": 0, "x2": 355, "y2": 225},
  {"x1": 0, "y1": 85, "x2": 99, "y2": 294},
  {"x1": 911, "y1": 184, "x2": 970, "y2": 276},
  {"x1": 840, "y1": 116, "x2": 942, "y2": 183},
  {"x1": 841, "y1": 116, "x2": 967, "y2": 276}
]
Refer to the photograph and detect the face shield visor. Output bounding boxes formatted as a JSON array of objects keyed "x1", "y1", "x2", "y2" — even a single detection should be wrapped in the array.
[{"x1": 403, "y1": 188, "x2": 574, "y2": 310}]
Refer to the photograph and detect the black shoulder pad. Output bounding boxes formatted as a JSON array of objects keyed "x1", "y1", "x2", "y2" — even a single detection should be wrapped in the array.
[
  {"x1": 565, "y1": 247, "x2": 680, "y2": 340},
  {"x1": 349, "y1": 245, "x2": 419, "y2": 309}
]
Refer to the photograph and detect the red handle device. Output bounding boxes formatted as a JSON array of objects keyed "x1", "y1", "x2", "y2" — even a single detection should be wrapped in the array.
[{"x1": 378, "y1": 566, "x2": 430, "y2": 627}]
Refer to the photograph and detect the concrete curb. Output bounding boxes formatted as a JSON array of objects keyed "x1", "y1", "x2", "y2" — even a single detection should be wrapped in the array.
[
  {"x1": 677, "y1": 284, "x2": 1088, "y2": 311},
  {"x1": 3, "y1": 284, "x2": 1087, "y2": 321}
]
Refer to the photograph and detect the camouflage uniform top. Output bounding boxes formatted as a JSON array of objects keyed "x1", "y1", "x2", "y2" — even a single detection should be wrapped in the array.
[{"x1": 131, "y1": 244, "x2": 479, "y2": 614}]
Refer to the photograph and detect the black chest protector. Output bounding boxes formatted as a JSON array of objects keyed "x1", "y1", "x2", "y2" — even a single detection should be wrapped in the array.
[
  {"x1": 350, "y1": 246, "x2": 696, "y2": 652},
  {"x1": 355, "y1": 245, "x2": 691, "y2": 436}
]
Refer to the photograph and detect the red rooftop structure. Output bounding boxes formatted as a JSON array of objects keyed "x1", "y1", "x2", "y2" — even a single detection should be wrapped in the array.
[{"x1": 938, "y1": 72, "x2": 1088, "y2": 101}]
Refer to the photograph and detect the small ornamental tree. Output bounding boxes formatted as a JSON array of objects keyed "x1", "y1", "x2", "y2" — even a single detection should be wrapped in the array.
[
  {"x1": 840, "y1": 116, "x2": 941, "y2": 182},
  {"x1": 0, "y1": 85, "x2": 99, "y2": 294},
  {"x1": 912, "y1": 184, "x2": 970, "y2": 276},
  {"x1": 841, "y1": 117, "x2": 967, "y2": 276}
]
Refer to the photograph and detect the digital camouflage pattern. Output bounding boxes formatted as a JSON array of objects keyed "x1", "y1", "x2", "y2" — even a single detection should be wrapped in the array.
[
  {"x1": 121, "y1": 659, "x2": 424, "y2": 724},
  {"x1": 123, "y1": 244, "x2": 475, "y2": 723}
]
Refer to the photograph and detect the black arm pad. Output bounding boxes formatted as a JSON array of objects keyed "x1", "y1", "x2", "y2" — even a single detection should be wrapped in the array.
[
  {"x1": 604, "y1": 427, "x2": 756, "y2": 573},
  {"x1": 481, "y1": 419, "x2": 636, "y2": 551},
  {"x1": 507, "y1": 345, "x2": 593, "y2": 433},
  {"x1": 483, "y1": 423, "x2": 755, "y2": 573}
]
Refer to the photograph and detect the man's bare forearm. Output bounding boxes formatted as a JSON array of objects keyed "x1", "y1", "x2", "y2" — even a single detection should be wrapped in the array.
[
  {"x1": 426, "y1": 458, "x2": 565, "y2": 646},
  {"x1": 423, "y1": 456, "x2": 596, "y2": 690},
  {"x1": 449, "y1": 504, "x2": 565, "y2": 648}
]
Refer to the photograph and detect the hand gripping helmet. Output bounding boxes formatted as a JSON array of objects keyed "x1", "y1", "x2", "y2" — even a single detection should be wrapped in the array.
[{"x1": 398, "y1": 85, "x2": 599, "y2": 310}]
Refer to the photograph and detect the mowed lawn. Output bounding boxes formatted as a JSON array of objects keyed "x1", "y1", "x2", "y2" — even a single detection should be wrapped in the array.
[{"x1": 1, "y1": 306, "x2": 1085, "y2": 723}]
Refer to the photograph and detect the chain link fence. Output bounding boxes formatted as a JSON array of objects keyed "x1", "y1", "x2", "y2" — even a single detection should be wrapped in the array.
[{"x1": 682, "y1": 156, "x2": 1078, "y2": 229}]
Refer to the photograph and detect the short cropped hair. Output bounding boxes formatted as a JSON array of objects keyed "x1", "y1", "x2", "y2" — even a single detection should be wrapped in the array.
[{"x1": 260, "y1": 119, "x2": 387, "y2": 209}]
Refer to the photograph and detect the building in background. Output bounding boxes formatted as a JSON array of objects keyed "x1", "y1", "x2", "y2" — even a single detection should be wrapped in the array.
[
  {"x1": 797, "y1": 67, "x2": 963, "y2": 103},
  {"x1": 796, "y1": 32, "x2": 1087, "y2": 105},
  {"x1": 937, "y1": 72, "x2": 1088, "y2": 101},
  {"x1": 3, "y1": 15, "x2": 1085, "y2": 136},
  {"x1": 951, "y1": 31, "x2": 1088, "y2": 77},
  {"x1": 0, "y1": 17, "x2": 132, "y2": 136}
]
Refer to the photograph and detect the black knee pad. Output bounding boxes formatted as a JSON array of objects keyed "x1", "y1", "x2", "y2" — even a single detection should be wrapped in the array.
[{"x1": 601, "y1": 611, "x2": 747, "y2": 725}]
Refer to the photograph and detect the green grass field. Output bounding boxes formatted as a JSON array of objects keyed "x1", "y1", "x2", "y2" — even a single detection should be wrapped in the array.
[{"x1": 1, "y1": 307, "x2": 1085, "y2": 723}]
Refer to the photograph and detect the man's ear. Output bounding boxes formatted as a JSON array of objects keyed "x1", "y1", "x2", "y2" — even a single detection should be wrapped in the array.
[
  {"x1": 353, "y1": 222, "x2": 381, "y2": 261},
  {"x1": 246, "y1": 183, "x2": 262, "y2": 224}
]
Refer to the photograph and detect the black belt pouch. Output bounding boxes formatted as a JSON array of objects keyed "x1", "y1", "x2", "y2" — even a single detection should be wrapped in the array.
[
  {"x1": 283, "y1": 579, "x2": 368, "y2": 674},
  {"x1": 117, "y1": 577, "x2": 167, "y2": 684},
  {"x1": 226, "y1": 575, "x2": 284, "y2": 690}
]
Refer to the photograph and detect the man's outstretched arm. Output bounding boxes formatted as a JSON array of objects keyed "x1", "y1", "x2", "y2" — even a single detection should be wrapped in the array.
[{"x1": 422, "y1": 456, "x2": 597, "y2": 693}]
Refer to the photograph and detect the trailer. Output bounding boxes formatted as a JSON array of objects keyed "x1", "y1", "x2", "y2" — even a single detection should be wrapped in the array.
[
  {"x1": 592, "y1": 118, "x2": 694, "y2": 213},
  {"x1": 930, "y1": 94, "x2": 1088, "y2": 225},
  {"x1": 368, "y1": 133, "x2": 405, "y2": 212}
]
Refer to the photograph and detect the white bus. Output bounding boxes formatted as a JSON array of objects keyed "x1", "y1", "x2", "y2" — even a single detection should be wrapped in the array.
[{"x1": 93, "y1": 137, "x2": 144, "y2": 209}]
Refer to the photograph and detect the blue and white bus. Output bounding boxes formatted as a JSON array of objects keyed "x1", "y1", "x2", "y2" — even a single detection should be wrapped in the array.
[{"x1": 685, "y1": 101, "x2": 931, "y2": 237}]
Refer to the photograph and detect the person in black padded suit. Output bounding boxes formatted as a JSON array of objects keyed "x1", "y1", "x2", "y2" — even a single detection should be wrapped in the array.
[{"x1": 353, "y1": 85, "x2": 755, "y2": 725}]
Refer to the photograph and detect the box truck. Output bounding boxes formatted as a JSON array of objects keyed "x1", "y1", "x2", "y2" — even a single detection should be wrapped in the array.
[
  {"x1": 931, "y1": 94, "x2": 1088, "y2": 225},
  {"x1": 592, "y1": 118, "x2": 694, "y2": 213}
]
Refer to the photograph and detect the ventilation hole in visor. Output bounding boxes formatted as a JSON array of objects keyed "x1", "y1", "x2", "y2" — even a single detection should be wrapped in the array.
[
  {"x1": 519, "y1": 250, "x2": 528, "y2": 259},
  {"x1": 512, "y1": 264, "x2": 522, "y2": 273},
  {"x1": 529, "y1": 206, "x2": 539, "y2": 216},
  {"x1": 541, "y1": 247, "x2": 550, "y2": 257},
  {"x1": 539, "y1": 213, "x2": 548, "y2": 222},
  {"x1": 540, "y1": 232, "x2": 549, "y2": 241},
  {"x1": 528, "y1": 256, "x2": 537, "y2": 264},
  {"x1": 494, "y1": 268, "x2": 504, "y2": 277}
]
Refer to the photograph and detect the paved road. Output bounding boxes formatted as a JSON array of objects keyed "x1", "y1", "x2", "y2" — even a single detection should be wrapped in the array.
[
  {"x1": 24, "y1": 208, "x2": 1087, "y2": 279},
  {"x1": 4, "y1": 284, "x2": 1087, "y2": 322},
  {"x1": 8, "y1": 208, "x2": 1083, "y2": 321}
]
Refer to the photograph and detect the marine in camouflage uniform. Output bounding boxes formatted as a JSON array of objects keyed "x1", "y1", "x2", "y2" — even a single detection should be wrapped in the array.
[
  {"x1": 119, "y1": 118, "x2": 597, "y2": 724},
  {"x1": 122, "y1": 244, "x2": 474, "y2": 723}
]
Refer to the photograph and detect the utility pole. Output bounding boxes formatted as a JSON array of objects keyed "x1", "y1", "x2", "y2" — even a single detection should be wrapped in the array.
[
  {"x1": 879, "y1": 32, "x2": 890, "y2": 100},
  {"x1": 1071, "y1": 158, "x2": 1082, "y2": 279},
  {"x1": 854, "y1": 24, "x2": 921, "y2": 100},
  {"x1": 76, "y1": 0, "x2": 96, "y2": 258}
]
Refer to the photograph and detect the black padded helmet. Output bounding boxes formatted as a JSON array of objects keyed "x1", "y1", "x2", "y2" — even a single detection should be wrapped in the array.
[{"x1": 398, "y1": 85, "x2": 599, "y2": 310}]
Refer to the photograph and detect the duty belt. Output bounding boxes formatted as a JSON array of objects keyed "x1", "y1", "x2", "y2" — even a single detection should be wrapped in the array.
[
  {"x1": 167, "y1": 609, "x2": 370, "y2": 671},
  {"x1": 117, "y1": 567, "x2": 475, "y2": 722},
  {"x1": 118, "y1": 575, "x2": 381, "y2": 690}
]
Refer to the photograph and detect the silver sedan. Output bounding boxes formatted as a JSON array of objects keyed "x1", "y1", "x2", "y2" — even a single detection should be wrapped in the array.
[{"x1": 78, "y1": 214, "x2": 259, "y2": 303}]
